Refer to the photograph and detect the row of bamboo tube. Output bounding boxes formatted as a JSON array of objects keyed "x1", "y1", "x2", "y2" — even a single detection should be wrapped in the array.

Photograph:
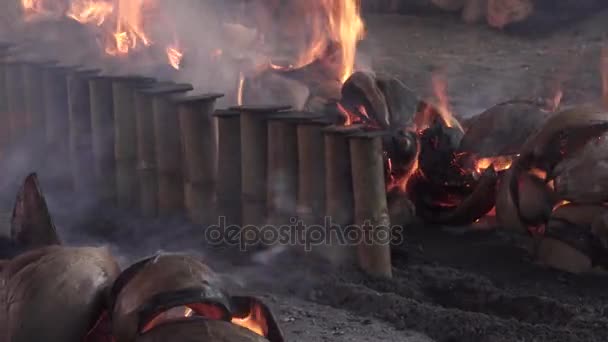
[{"x1": 0, "y1": 44, "x2": 392, "y2": 279}]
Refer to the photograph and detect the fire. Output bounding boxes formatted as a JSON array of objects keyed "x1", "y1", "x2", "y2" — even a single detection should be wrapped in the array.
[
  {"x1": 274, "y1": 0, "x2": 364, "y2": 83},
  {"x1": 475, "y1": 155, "x2": 515, "y2": 174},
  {"x1": 105, "y1": 0, "x2": 152, "y2": 56},
  {"x1": 231, "y1": 303, "x2": 267, "y2": 337},
  {"x1": 67, "y1": 0, "x2": 113, "y2": 25},
  {"x1": 21, "y1": 0, "x2": 63, "y2": 19},
  {"x1": 237, "y1": 72, "x2": 245, "y2": 106},
  {"x1": 166, "y1": 45, "x2": 183, "y2": 70},
  {"x1": 429, "y1": 72, "x2": 463, "y2": 132}
]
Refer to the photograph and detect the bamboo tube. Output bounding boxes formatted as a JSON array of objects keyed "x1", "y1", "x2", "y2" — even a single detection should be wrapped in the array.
[
  {"x1": 112, "y1": 76, "x2": 155, "y2": 209},
  {"x1": 67, "y1": 68, "x2": 100, "y2": 194},
  {"x1": 42, "y1": 65, "x2": 72, "y2": 190},
  {"x1": 231, "y1": 105, "x2": 291, "y2": 226},
  {"x1": 133, "y1": 81, "x2": 180, "y2": 216},
  {"x1": 5, "y1": 61, "x2": 27, "y2": 146},
  {"x1": 296, "y1": 118, "x2": 332, "y2": 225},
  {"x1": 214, "y1": 109, "x2": 242, "y2": 226},
  {"x1": 176, "y1": 93, "x2": 224, "y2": 224},
  {"x1": 323, "y1": 125, "x2": 363, "y2": 226},
  {"x1": 89, "y1": 76, "x2": 117, "y2": 205},
  {"x1": 147, "y1": 84, "x2": 193, "y2": 216},
  {"x1": 0, "y1": 60, "x2": 8, "y2": 157},
  {"x1": 349, "y1": 131, "x2": 392, "y2": 279},
  {"x1": 22, "y1": 62, "x2": 46, "y2": 141},
  {"x1": 266, "y1": 112, "x2": 322, "y2": 224}
]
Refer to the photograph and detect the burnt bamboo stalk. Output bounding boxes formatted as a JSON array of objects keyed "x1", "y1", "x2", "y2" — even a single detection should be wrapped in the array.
[
  {"x1": 67, "y1": 68, "x2": 100, "y2": 194},
  {"x1": 22, "y1": 62, "x2": 46, "y2": 143},
  {"x1": 232, "y1": 105, "x2": 291, "y2": 226},
  {"x1": 176, "y1": 93, "x2": 224, "y2": 225},
  {"x1": 349, "y1": 131, "x2": 392, "y2": 279},
  {"x1": 134, "y1": 81, "x2": 183, "y2": 217},
  {"x1": 214, "y1": 109, "x2": 242, "y2": 226},
  {"x1": 42, "y1": 65, "x2": 72, "y2": 190},
  {"x1": 266, "y1": 113, "x2": 322, "y2": 224},
  {"x1": 323, "y1": 125, "x2": 363, "y2": 227},
  {"x1": 149, "y1": 84, "x2": 193, "y2": 216},
  {"x1": 5, "y1": 61, "x2": 27, "y2": 146},
  {"x1": 112, "y1": 76, "x2": 155, "y2": 210},
  {"x1": 89, "y1": 76, "x2": 117, "y2": 205},
  {"x1": 0, "y1": 60, "x2": 7, "y2": 158},
  {"x1": 297, "y1": 118, "x2": 332, "y2": 225}
]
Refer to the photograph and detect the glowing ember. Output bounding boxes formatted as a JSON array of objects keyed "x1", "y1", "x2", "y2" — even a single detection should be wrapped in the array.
[
  {"x1": 166, "y1": 45, "x2": 183, "y2": 70},
  {"x1": 67, "y1": 0, "x2": 113, "y2": 25},
  {"x1": 231, "y1": 303, "x2": 267, "y2": 337},
  {"x1": 475, "y1": 155, "x2": 515, "y2": 174},
  {"x1": 553, "y1": 200, "x2": 571, "y2": 211}
]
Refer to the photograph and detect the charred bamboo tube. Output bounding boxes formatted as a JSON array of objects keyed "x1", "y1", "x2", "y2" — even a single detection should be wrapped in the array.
[
  {"x1": 214, "y1": 109, "x2": 242, "y2": 226},
  {"x1": 266, "y1": 117, "x2": 298, "y2": 224},
  {"x1": 149, "y1": 84, "x2": 193, "y2": 216},
  {"x1": 232, "y1": 105, "x2": 291, "y2": 226},
  {"x1": 67, "y1": 69, "x2": 100, "y2": 194},
  {"x1": 22, "y1": 62, "x2": 46, "y2": 142},
  {"x1": 349, "y1": 131, "x2": 392, "y2": 279},
  {"x1": 0, "y1": 60, "x2": 8, "y2": 157},
  {"x1": 297, "y1": 118, "x2": 332, "y2": 225},
  {"x1": 42, "y1": 65, "x2": 72, "y2": 190},
  {"x1": 266, "y1": 113, "x2": 322, "y2": 224},
  {"x1": 323, "y1": 125, "x2": 363, "y2": 227},
  {"x1": 5, "y1": 61, "x2": 27, "y2": 146},
  {"x1": 134, "y1": 81, "x2": 182, "y2": 216},
  {"x1": 176, "y1": 93, "x2": 224, "y2": 224},
  {"x1": 89, "y1": 76, "x2": 117, "y2": 205},
  {"x1": 112, "y1": 76, "x2": 155, "y2": 210}
]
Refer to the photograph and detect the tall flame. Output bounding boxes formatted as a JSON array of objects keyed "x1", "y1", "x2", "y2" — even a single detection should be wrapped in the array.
[
  {"x1": 105, "y1": 0, "x2": 152, "y2": 56},
  {"x1": 67, "y1": 0, "x2": 113, "y2": 25}
]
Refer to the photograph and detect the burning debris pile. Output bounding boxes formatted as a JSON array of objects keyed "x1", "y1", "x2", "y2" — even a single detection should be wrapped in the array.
[{"x1": 1, "y1": 174, "x2": 284, "y2": 342}]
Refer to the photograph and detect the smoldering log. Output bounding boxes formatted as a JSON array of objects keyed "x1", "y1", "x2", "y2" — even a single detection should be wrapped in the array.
[
  {"x1": 214, "y1": 109, "x2": 242, "y2": 226},
  {"x1": 231, "y1": 105, "x2": 291, "y2": 227},
  {"x1": 5, "y1": 61, "x2": 27, "y2": 146},
  {"x1": 349, "y1": 131, "x2": 392, "y2": 279},
  {"x1": 149, "y1": 84, "x2": 194, "y2": 216},
  {"x1": 42, "y1": 65, "x2": 72, "y2": 190},
  {"x1": 112, "y1": 76, "x2": 155, "y2": 210},
  {"x1": 323, "y1": 125, "x2": 363, "y2": 227},
  {"x1": 89, "y1": 76, "x2": 118, "y2": 205},
  {"x1": 176, "y1": 93, "x2": 224, "y2": 225},
  {"x1": 297, "y1": 117, "x2": 333, "y2": 225},
  {"x1": 67, "y1": 69, "x2": 99, "y2": 194}
]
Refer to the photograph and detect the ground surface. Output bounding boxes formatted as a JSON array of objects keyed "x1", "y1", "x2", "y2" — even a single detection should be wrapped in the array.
[{"x1": 6, "y1": 10, "x2": 608, "y2": 342}]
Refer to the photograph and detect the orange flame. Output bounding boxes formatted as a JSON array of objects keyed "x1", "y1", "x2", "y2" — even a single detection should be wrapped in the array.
[
  {"x1": 475, "y1": 155, "x2": 515, "y2": 174},
  {"x1": 166, "y1": 45, "x2": 183, "y2": 70},
  {"x1": 231, "y1": 303, "x2": 267, "y2": 337},
  {"x1": 237, "y1": 72, "x2": 245, "y2": 106},
  {"x1": 67, "y1": 0, "x2": 113, "y2": 25},
  {"x1": 429, "y1": 72, "x2": 463, "y2": 132},
  {"x1": 276, "y1": 0, "x2": 364, "y2": 83},
  {"x1": 105, "y1": 0, "x2": 152, "y2": 56}
]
